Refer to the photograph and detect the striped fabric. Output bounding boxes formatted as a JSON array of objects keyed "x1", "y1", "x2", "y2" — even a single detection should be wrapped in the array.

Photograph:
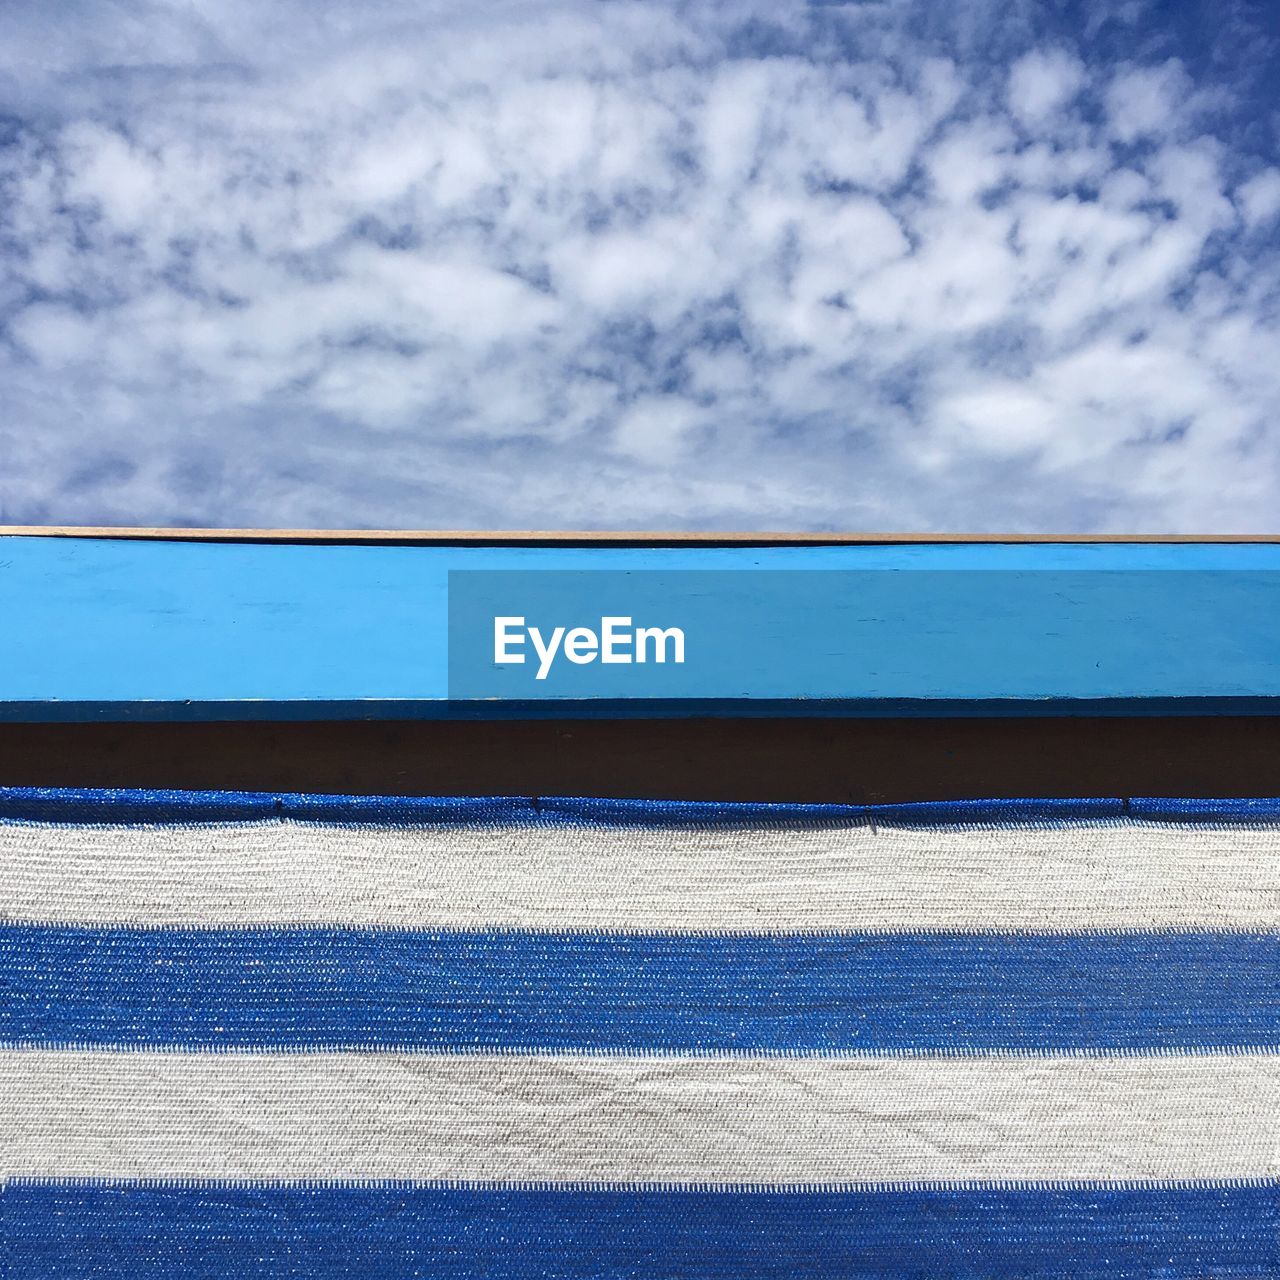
[{"x1": 2, "y1": 788, "x2": 1277, "y2": 1277}]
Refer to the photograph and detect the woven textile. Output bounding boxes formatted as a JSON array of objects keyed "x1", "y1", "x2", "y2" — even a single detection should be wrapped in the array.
[{"x1": 2, "y1": 788, "x2": 1277, "y2": 1276}]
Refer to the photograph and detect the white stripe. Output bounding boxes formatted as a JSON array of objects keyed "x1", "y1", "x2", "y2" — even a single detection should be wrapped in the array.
[
  {"x1": 1, "y1": 817, "x2": 1277, "y2": 931},
  {"x1": 4, "y1": 1050, "x2": 1275, "y2": 1183}
]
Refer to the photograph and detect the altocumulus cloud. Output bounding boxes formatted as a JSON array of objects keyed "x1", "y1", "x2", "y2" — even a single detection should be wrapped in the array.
[{"x1": 1, "y1": 0, "x2": 1279, "y2": 529}]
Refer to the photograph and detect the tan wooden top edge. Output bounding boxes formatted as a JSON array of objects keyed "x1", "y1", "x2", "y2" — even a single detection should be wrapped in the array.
[{"x1": 1, "y1": 526, "x2": 1278, "y2": 545}]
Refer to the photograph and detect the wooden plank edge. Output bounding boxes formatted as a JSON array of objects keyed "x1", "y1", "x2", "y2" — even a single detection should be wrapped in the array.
[
  {"x1": 3, "y1": 527, "x2": 1280, "y2": 546},
  {"x1": 3, "y1": 716, "x2": 1278, "y2": 802},
  {"x1": 3, "y1": 696, "x2": 1280, "y2": 724}
]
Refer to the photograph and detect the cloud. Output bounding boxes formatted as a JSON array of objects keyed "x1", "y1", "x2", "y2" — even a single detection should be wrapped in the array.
[
  {"x1": 1238, "y1": 168, "x2": 1280, "y2": 227},
  {"x1": 1105, "y1": 62, "x2": 1189, "y2": 143},
  {"x1": 1007, "y1": 49, "x2": 1085, "y2": 126},
  {"x1": 1, "y1": 0, "x2": 1278, "y2": 531}
]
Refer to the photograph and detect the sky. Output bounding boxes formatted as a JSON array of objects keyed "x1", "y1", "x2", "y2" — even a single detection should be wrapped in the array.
[{"x1": 2, "y1": 0, "x2": 1279, "y2": 531}]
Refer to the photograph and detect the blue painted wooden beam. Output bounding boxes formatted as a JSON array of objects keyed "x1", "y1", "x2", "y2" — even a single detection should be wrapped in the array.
[{"x1": 1, "y1": 536, "x2": 1279, "y2": 721}]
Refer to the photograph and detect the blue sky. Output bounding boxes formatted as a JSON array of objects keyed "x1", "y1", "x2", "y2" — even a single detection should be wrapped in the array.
[{"x1": 2, "y1": 0, "x2": 1279, "y2": 530}]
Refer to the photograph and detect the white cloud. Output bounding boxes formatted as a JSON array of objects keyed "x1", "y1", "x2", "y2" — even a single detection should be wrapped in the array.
[
  {"x1": 1, "y1": 0, "x2": 1279, "y2": 531},
  {"x1": 1007, "y1": 49, "x2": 1085, "y2": 127},
  {"x1": 1237, "y1": 169, "x2": 1280, "y2": 228},
  {"x1": 612, "y1": 395, "x2": 701, "y2": 465},
  {"x1": 1105, "y1": 62, "x2": 1186, "y2": 144}
]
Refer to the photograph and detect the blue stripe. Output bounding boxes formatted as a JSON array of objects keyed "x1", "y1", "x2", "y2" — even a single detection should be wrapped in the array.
[
  {"x1": 1130, "y1": 796, "x2": 1280, "y2": 822},
  {"x1": 4, "y1": 926, "x2": 1276, "y2": 1053},
  {"x1": 0, "y1": 786, "x2": 538, "y2": 825},
  {"x1": 5, "y1": 1181, "x2": 1275, "y2": 1279},
  {"x1": 0, "y1": 785, "x2": 1135, "y2": 826},
  {"x1": 18, "y1": 785, "x2": 1280, "y2": 828},
  {"x1": 0, "y1": 786, "x2": 281, "y2": 823},
  {"x1": 541, "y1": 795, "x2": 1127, "y2": 827}
]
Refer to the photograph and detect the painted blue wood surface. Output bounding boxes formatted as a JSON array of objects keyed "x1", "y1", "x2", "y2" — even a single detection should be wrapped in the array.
[{"x1": 1, "y1": 536, "x2": 1279, "y2": 720}]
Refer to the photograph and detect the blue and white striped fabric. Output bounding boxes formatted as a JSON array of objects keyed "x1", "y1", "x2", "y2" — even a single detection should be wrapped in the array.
[{"x1": 2, "y1": 788, "x2": 1277, "y2": 1277}]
